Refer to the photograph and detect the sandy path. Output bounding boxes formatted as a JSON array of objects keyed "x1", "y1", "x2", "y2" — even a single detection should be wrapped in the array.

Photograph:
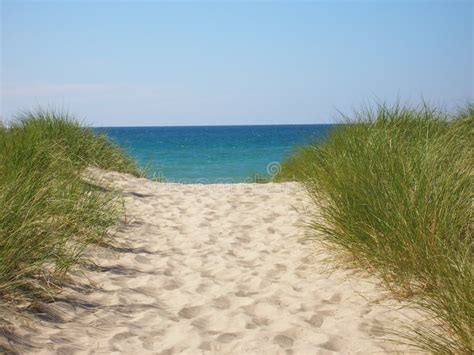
[{"x1": 0, "y1": 169, "x2": 423, "y2": 354}]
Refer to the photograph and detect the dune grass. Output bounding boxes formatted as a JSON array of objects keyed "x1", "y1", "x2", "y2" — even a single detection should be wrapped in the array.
[
  {"x1": 0, "y1": 110, "x2": 141, "y2": 299},
  {"x1": 276, "y1": 104, "x2": 473, "y2": 353}
]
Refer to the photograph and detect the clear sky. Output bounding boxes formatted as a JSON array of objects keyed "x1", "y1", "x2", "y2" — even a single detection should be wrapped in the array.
[{"x1": 1, "y1": 0, "x2": 472, "y2": 126}]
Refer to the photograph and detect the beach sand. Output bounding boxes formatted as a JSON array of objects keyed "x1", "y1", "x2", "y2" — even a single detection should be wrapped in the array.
[{"x1": 0, "y1": 169, "x2": 424, "y2": 354}]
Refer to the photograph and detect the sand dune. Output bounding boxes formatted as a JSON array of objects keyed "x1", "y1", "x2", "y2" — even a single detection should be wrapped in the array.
[{"x1": 0, "y1": 169, "x2": 424, "y2": 354}]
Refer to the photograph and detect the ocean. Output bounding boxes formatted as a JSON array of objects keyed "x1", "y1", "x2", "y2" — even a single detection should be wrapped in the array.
[{"x1": 95, "y1": 124, "x2": 333, "y2": 183}]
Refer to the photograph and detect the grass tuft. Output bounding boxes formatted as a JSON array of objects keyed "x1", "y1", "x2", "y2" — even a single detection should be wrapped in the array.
[
  {"x1": 0, "y1": 110, "x2": 141, "y2": 299},
  {"x1": 276, "y1": 103, "x2": 473, "y2": 353}
]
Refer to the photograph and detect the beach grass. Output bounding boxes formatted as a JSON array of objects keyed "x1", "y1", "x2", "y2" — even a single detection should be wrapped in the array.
[
  {"x1": 0, "y1": 110, "x2": 141, "y2": 299},
  {"x1": 276, "y1": 104, "x2": 473, "y2": 353}
]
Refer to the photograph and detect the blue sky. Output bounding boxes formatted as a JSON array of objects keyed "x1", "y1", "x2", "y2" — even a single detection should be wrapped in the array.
[{"x1": 1, "y1": 1, "x2": 472, "y2": 126}]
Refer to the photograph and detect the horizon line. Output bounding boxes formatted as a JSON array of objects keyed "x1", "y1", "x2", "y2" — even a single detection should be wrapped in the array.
[{"x1": 92, "y1": 122, "x2": 336, "y2": 128}]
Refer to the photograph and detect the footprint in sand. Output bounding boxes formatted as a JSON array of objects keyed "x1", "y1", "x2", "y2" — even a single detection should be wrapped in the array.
[
  {"x1": 216, "y1": 333, "x2": 240, "y2": 343},
  {"x1": 178, "y1": 306, "x2": 202, "y2": 319},
  {"x1": 212, "y1": 296, "x2": 231, "y2": 310},
  {"x1": 273, "y1": 334, "x2": 294, "y2": 348}
]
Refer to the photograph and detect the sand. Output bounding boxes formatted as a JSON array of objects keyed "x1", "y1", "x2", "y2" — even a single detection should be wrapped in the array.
[{"x1": 0, "y1": 168, "x2": 425, "y2": 354}]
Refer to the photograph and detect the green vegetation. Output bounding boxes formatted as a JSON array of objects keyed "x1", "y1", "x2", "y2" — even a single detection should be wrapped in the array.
[
  {"x1": 0, "y1": 110, "x2": 141, "y2": 299},
  {"x1": 276, "y1": 104, "x2": 473, "y2": 353}
]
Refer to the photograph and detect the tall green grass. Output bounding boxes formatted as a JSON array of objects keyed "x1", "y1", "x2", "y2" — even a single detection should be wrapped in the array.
[
  {"x1": 276, "y1": 104, "x2": 473, "y2": 353},
  {"x1": 0, "y1": 110, "x2": 141, "y2": 299}
]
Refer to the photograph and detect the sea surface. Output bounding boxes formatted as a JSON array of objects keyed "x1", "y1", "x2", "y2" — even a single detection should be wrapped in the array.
[{"x1": 95, "y1": 124, "x2": 333, "y2": 183}]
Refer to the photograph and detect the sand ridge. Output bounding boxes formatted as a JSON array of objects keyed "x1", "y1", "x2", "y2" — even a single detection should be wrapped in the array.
[{"x1": 0, "y1": 168, "x2": 424, "y2": 354}]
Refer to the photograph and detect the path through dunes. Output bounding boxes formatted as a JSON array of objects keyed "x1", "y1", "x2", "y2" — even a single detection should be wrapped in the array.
[{"x1": 1, "y1": 169, "x2": 423, "y2": 354}]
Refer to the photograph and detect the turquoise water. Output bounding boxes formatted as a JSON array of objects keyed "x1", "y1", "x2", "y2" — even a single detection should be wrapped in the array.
[{"x1": 95, "y1": 124, "x2": 333, "y2": 183}]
